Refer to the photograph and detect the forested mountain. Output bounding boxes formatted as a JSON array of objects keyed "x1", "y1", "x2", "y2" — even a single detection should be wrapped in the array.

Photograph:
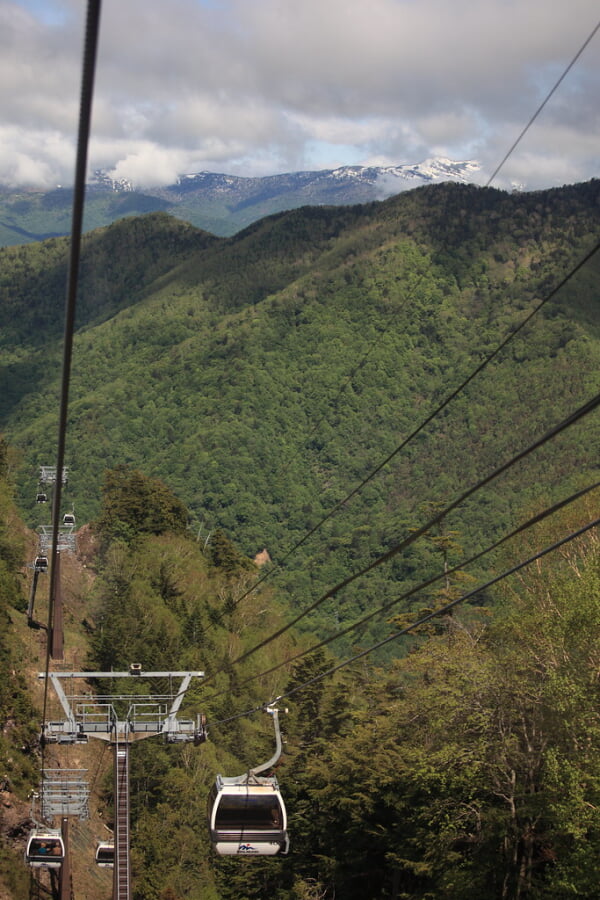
[
  {"x1": 0, "y1": 437, "x2": 599, "y2": 899},
  {"x1": 0, "y1": 177, "x2": 599, "y2": 898},
  {"x1": 1, "y1": 179, "x2": 599, "y2": 650}
]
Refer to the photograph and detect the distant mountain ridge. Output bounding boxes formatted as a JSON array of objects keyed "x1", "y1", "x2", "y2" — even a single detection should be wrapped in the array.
[
  {"x1": 0, "y1": 158, "x2": 480, "y2": 245},
  {"x1": 94, "y1": 157, "x2": 481, "y2": 204}
]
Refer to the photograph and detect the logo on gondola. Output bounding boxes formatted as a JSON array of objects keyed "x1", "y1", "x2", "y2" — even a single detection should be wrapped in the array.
[{"x1": 237, "y1": 843, "x2": 258, "y2": 854}]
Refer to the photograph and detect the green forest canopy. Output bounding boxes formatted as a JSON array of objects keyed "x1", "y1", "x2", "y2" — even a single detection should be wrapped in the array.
[
  {"x1": 0, "y1": 451, "x2": 599, "y2": 898},
  {"x1": 1, "y1": 180, "x2": 598, "y2": 652}
]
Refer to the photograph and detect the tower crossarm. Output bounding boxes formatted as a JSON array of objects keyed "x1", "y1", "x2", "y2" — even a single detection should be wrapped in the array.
[{"x1": 40, "y1": 670, "x2": 205, "y2": 743}]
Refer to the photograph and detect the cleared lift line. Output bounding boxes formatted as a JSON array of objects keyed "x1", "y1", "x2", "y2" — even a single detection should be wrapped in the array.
[{"x1": 33, "y1": 3, "x2": 102, "y2": 899}]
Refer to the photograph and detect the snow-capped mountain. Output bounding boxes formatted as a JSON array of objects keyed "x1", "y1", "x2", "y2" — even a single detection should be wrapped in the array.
[
  {"x1": 166, "y1": 157, "x2": 480, "y2": 200},
  {"x1": 93, "y1": 157, "x2": 479, "y2": 203},
  {"x1": 329, "y1": 158, "x2": 480, "y2": 186},
  {"x1": 90, "y1": 169, "x2": 134, "y2": 192},
  {"x1": 132, "y1": 158, "x2": 480, "y2": 232},
  {"x1": 0, "y1": 159, "x2": 481, "y2": 245}
]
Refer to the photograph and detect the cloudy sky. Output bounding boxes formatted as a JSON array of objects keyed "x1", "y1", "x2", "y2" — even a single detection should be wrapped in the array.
[{"x1": 1, "y1": 0, "x2": 598, "y2": 190}]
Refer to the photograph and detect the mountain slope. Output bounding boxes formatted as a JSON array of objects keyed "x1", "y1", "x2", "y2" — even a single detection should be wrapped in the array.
[{"x1": 1, "y1": 180, "x2": 599, "y2": 647}]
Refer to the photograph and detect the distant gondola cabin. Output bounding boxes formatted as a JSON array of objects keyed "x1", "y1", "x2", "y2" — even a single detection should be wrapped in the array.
[
  {"x1": 26, "y1": 830, "x2": 64, "y2": 868},
  {"x1": 95, "y1": 841, "x2": 114, "y2": 867}
]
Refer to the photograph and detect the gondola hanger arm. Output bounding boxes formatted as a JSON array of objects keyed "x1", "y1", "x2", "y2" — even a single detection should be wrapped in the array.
[{"x1": 250, "y1": 706, "x2": 286, "y2": 777}]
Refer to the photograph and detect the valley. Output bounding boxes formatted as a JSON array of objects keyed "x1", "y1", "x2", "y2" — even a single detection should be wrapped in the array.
[{"x1": 0, "y1": 178, "x2": 599, "y2": 898}]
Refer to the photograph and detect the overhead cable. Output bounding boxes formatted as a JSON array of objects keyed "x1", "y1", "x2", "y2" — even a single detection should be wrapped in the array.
[
  {"x1": 204, "y1": 390, "x2": 600, "y2": 680},
  {"x1": 211, "y1": 515, "x2": 600, "y2": 727},
  {"x1": 486, "y1": 17, "x2": 600, "y2": 186},
  {"x1": 216, "y1": 13, "x2": 600, "y2": 621},
  {"x1": 219, "y1": 238, "x2": 600, "y2": 619},
  {"x1": 203, "y1": 481, "x2": 599, "y2": 698},
  {"x1": 42, "y1": 0, "x2": 102, "y2": 735}
]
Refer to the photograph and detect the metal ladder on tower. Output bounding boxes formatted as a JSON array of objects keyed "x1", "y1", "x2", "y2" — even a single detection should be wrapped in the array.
[{"x1": 113, "y1": 738, "x2": 131, "y2": 900}]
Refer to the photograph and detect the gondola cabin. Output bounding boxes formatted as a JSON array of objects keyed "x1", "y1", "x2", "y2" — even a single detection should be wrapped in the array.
[
  {"x1": 26, "y1": 829, "x2": 64, "y2": 868},
  {"x1": 95, "y1": 841, "x2": 114, "y2": 867},
  {"x1": 36, "y1": 492, "x2": 47, "y2": 503},
  {"x1": 208, "y1": 774, "x2": 289, "y2": 856},
  {"x1": 34, "y1": 556, "x2": 49, "y2": 572},
  {"x1": 63, "y1": 513, "x2": 75, "y2": 526}
]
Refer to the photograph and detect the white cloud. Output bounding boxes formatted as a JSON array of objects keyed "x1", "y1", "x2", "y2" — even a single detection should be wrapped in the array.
[
  {"x1": 106, "y1": 145, "x2": 191, "y2": 188},
  {"x1": 0, "y1": 0, "x2": 598, "y2": 187},
  {"x1": 0, "y1": 124, "x2": 75, "y2": 186}
]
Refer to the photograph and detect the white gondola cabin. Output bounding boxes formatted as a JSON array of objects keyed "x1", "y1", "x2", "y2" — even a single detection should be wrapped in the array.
[
  {"x1": 95, "y1": 840, "x2": 114, "y2": 867},
  {"x1": 36, "y1": 492, "x2": 47, "y2": 503},
  {"x1": 63, "y1": 513, "x2": 75, "y2": 526},
  {"x1": 208, "y1": 774, "x2": 289, "y2": 855},
  {"x1": 26, "y1": 829, "x2": 64, "y2": 868},
  {"x1": 34, "y1": 556, "x2": 49, "y2": 572},
  {"x1": 208, "y1": 706, "x2": 289, "y2": 856}
]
